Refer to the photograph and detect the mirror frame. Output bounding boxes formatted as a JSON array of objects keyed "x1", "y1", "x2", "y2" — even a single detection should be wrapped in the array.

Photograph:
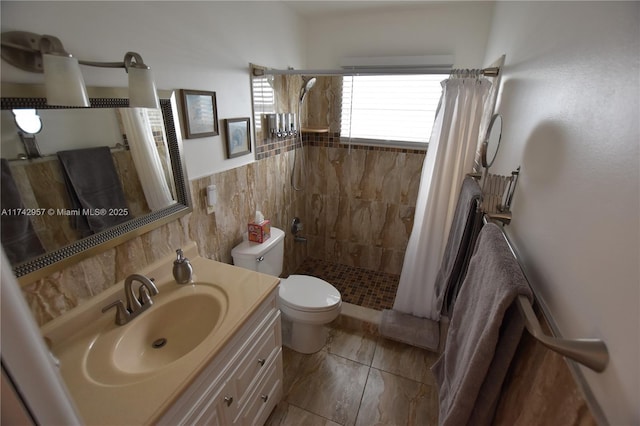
[
  {"x1": 481, "y1": 113, "x2": 503, "y2": 168},
  {"x1": 1, "y1": 84, "x2": 192, "y2": 285}
]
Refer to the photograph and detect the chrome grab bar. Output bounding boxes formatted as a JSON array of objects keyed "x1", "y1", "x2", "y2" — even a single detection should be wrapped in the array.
[{"x1": 484, "y1": 215, "x2": 609, "y2": 372}]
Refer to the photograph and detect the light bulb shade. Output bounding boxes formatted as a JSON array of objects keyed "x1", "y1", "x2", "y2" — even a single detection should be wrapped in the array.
[
  {"x1": 42, "y1": 53, "x2": 89, "y2": 107},
  {"x1": 128, "y1": 66, "x2": 159, "y2": 109}
]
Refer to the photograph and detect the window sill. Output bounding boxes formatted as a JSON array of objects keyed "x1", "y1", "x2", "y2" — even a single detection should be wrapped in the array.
[{"x1": 339, "y1": 137, "x2": 428, "y2": 151}]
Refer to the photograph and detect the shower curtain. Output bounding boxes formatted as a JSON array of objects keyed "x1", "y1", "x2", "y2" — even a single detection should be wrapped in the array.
[
  {"x1": 120, "y1": 108, "x2": 174, "y2": 211},
  {"x1": 393, "y1": 73, "x2": 492, "y2": 320}
]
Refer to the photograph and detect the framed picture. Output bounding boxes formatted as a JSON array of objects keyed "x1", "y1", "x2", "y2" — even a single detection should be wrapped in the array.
[
  {"x1": 224, "y1": 118, "x2": 251, "y2": 158},
  {"x1": 180, "y1": 89, "x2": 218, "y2": 138}
]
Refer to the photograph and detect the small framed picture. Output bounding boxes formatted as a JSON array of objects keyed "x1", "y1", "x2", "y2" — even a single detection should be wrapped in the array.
[
  {"x1": 224, "y1": 118, "x2": 251, "y2": 158},
  {"x1": 180, "y1": 89, "x2": 218, "y2": 139}
]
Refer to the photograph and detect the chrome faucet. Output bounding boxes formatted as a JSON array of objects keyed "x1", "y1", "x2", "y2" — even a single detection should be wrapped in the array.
[{"x1": 102, "y1": 274, "x2": 159, "y2": 325}]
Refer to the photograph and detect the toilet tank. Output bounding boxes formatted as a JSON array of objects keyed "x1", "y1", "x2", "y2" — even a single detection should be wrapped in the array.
[{"x1": 231, "y1": 227, "x2": 285, "y2": 277}]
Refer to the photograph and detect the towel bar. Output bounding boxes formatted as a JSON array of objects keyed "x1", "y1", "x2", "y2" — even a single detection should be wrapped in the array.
[
  {"x1": 485, "y1": 212, "x2": 512, "y2": 225},
  {"x1": 485, "y1": 216, "x2": 609, "y2": 372},
  {"x1": 515, "y1": 295, "x2": 609, "y2": 372}
]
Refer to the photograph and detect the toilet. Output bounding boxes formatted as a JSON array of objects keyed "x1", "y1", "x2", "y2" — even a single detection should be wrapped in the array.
[{"x1": 231, "y1": 227, "x2": 342, "y2": 353}]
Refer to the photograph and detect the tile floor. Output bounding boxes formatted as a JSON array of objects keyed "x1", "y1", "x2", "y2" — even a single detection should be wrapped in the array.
[
  {"x1": 266, "y1": 322, "x2": 440, "y2": 426},
  {"x1": 293, "y1": 258, "x2": 399, "y2": 311}
]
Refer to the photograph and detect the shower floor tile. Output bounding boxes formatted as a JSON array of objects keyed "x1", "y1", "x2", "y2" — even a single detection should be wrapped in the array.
[{"x1": 293, "y1": 258, "x2": 399, "y2": 311}]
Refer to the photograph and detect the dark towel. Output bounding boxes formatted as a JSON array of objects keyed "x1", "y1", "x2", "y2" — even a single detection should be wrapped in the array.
[
  {"x1": 433, "y1": 176, "x2": 483, "y2": 317},
  {"x1": 0, "y1": 158, "x2": 46, "y2": 264},
  {"x1": 432, "y1": 223, "x2": 533, "y2": 426},
  {"x1": 57, "y1": 147, "x2": 131, "y2": 236}
]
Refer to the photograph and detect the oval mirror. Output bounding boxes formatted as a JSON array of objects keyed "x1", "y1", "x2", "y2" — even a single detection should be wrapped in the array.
[{"x1": 481, "y1": 113, "x2": 502, "y2": 168}]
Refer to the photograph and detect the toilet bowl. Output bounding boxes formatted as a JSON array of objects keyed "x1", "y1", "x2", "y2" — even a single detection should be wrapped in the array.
[
  {"x1": 278, "y1": 274, "x2": 342, "y2": 353},
  {"x1": 231, "y1": 227, "x2": 342, "y2": 354}
]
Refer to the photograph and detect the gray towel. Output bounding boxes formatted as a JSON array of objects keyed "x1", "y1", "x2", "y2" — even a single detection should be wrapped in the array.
[
  {"x1": 0, "y1": 158, "x2": 46, "y2": 264},
  {"x1": 57, "y1": 147, "x2": 132, "y2": 236},
  {"x1": 432, "y1": 223, "x2": 533, "y2": 426},
  {"x1": 379, "y1": 309, "x2": 440, "y2": 351},
  {"x1": 433, "y1": 176, "x2": 483, "y2": 317}
]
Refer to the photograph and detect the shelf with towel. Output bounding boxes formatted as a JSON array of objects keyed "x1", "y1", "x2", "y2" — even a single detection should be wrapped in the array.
[{"x1": 483, "y1": 214, "x2": 609, "y2": 372}]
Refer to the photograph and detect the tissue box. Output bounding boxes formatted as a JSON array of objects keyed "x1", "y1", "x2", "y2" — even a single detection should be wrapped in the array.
[{"x1": 248, "y1": 219, "x2": 271, "y2": 243}]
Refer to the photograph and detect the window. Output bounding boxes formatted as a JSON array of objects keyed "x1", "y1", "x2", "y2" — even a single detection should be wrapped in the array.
[{"x1": 340, "y1": 74, "x2": 447, "y2": 147}]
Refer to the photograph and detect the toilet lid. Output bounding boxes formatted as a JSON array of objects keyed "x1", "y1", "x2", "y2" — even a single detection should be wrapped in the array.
[{"x1": 279, "y1": 275, "x2": 341, "y2": 312}]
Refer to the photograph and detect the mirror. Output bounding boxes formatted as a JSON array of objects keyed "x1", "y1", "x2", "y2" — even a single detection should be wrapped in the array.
[
  {"x1": 481, "y1": 113, "x2": 502, "y2": 168},
  {"x1": 1, "y1": 84, "x2": 191, "y2": 283}
]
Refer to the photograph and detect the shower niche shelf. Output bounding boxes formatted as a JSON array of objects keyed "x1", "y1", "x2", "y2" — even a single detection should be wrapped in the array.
[{"x1": 301, "y1": 127, "x2": 329, "y2": 133}]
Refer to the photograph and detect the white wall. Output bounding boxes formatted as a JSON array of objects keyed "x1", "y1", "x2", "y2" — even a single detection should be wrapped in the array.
[
  {"x1": 483, "y1": 2, "x2": 639, "y2": 424},
  {"x1": 1, "y1": 1, "x2": 306, "y2": 179},
  {"x1": 303, "y1": 2, "x2": 494, "y2": 69}
]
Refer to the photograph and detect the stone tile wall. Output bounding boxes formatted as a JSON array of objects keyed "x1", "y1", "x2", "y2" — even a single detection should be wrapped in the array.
[{"x1": 302, "y1": 132, "x2": 425, "y2": 275}]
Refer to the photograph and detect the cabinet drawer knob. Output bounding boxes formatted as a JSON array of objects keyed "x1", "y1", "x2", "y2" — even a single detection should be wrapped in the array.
[
  {"x1": 224, "y1": 395, "x2": 233, "y2": 406},
  {"x1": 257, "y1": 358, "x2": 266, "y2": 366},
  {"x1": 261, "y1": 394, "x2": 268, "y2": 403}
]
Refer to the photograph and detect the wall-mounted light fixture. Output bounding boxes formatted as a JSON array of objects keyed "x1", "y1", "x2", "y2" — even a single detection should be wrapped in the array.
[
  {"x1": 13, "y1": 109, "x2": 43, "y2": 158},
  {"x1": 1, "y1": 31, "x2": 159, "y2": 108}
]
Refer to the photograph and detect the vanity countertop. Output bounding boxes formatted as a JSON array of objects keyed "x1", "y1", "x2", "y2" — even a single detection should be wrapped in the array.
[{"x1": 41, "y1": 243, "x2": 280, "y2": 425}]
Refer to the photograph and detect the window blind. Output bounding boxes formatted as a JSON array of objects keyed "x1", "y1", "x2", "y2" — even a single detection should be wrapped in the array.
[
  {"x1": 252, "y1": 76, "x2": 275, "y2": 131},
  {"x1": 341, "y1": 74, "x2": 447, "y2": 145}
]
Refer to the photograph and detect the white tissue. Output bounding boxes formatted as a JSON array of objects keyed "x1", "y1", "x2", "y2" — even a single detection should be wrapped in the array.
[{"x1": 255, "y1": 210, "x2": 264, "y2": 223}]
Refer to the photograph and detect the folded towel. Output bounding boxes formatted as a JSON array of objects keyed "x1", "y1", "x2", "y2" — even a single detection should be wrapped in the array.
[
  {"x1": 57, "y1": 147, "x2": 132, "y2": 236},
  {"x1": 432, "y1": 223, "x2": 533, "y2": 426},
  {"x1": 433, "y1": 176, "x2": 483, "y2": 317},
  {"x1": 379, "y1": 309, "x2": 440, "y2": 351},
  {"x1": 0, "y1": 158, "x2": 46, "y2": 264}
]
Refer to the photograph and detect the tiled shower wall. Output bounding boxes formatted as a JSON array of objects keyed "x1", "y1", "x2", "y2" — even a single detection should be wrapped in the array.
[
  {"x1": 300, "y1": 75, "x2": 426, "y2": 274},
  {"x1": 302, "y1": 134, "x2": 425, "y2": 275}
]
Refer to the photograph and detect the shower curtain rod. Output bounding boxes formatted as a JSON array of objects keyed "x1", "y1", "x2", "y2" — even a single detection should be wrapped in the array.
[{"x1": 252, "y1": 66, "x2": 500, "y2": 78}]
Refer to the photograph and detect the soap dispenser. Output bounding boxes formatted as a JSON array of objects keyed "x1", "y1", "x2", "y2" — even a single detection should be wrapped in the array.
[{"x1": 173, "y1": 248, "x2": 193, "y2": 284}]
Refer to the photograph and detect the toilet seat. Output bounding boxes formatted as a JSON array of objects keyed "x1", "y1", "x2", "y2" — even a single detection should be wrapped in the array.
[{"x1": 279, "y1": 275, "x2": 341, "y2": 312}]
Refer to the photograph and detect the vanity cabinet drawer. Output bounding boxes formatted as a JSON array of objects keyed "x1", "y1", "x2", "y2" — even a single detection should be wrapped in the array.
[
  {"x1": 189, "y1": 378, "x2": 236, "y2": 426},
  {"x1": 239, "y1": 349, "x2": 283, "y2": 426},
  {"x1": 233, "y1": 311, "x2": 281, "y2": 404}
]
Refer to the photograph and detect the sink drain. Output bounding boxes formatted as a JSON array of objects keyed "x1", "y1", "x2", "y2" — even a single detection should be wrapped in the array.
[{"x1": 152, "y1": 338, "x2": 167, "y2": 349}]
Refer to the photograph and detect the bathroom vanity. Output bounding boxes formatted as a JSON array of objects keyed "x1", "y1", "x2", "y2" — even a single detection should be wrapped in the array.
[
  {"x1": 40, "y1": 243, "x2": 282, "y2": 425},
  {"x1": 159, "y1": 290, "x2": 282, "y2": 425}
]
